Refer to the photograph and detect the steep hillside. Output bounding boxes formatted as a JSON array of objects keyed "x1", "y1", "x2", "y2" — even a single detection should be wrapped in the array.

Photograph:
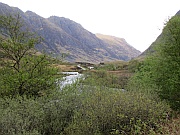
[
  {"x1": 176, "y1": 10, "x2": 180, "y2": 15},
  {"x1": 141, "y1": 10, "x2": 180, "y2": 57},
  {"x1": 0, "y1": 2, "x2": 141, "y2": 63}
]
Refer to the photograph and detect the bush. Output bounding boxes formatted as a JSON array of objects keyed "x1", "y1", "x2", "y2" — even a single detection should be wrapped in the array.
[
  {"x1": 82, "y1": 70, "x2": 126, "y2": 89},
  {"x1": 0, "y1": 96, "x2": 44, "y2": 135},
  {"x1": 0, "y1": 87, "x2": 80, "y2": 135},
  {"x1": 0, "y1": 80, "x2": 171, "y2": 135},
  {"x1": 63, "y1": 86, "x2": 171, "y2": 135}
]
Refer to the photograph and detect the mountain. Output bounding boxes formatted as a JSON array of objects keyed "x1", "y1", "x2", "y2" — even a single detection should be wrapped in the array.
[
  {"x1": 141, "y1": 10, "x2": 180, "y2": 57},
  {"x1": 176, "y1": 10, "x2": 180, "y2": 15},
  {"x1": 0, "y1": 2, "x2": 141, "y2": 63},
  {"x1": 96, "y1": 34, "x2": 140, "y2": 60},
  {"x1": 140, "y1": 34, "x2": 162, "y2": 56}
]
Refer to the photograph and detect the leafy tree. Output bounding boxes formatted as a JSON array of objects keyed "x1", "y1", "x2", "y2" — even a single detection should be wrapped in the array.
[
  {"x1": 152, "y1": 16, "x2": 180, "y2": 110},
  {"x1": 0, "y1": 14, "x2": 58, "y2": 97},
  {"x1": 128, "y1": 16, "x2": 180, "y2": 111}
]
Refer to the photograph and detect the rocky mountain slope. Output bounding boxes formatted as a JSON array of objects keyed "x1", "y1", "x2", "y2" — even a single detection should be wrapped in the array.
[
  {"x1": 0, "y1": 2, "x2": 141, "y2": 63},
  {"x1": 96, "y1": 34, "x2": 140, "y2": 60}
]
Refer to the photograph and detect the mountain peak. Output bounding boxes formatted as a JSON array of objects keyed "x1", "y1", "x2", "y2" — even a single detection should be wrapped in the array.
[
  {"x1": 0, "y1": 2, "x2": 23, "y2": 15},
  {"x1": 49, "y1": 16, "x2": 70, "y2": 21},
  {"x1": 25, "y1": 11, "x2": 41, "y2": 17},
  {"x1": 48, "y1": 16, "x2": 82, "y2": 28}
]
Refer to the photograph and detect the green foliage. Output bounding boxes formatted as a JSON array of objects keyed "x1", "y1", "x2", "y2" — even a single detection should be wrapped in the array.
[
  {"x1": 41, "y1": 84, "x2": 81, "y2": 135},
  {"x1": 0, "y1": 14, "x2": 175, "y2": 135},
  {"x1": 63, "y1": 86, "x2": 170, "y2": 135},
  {"x1": 127, "y1": 58, "x2": 158, "y2": 93},
  {"x1": 0, "y1": 87, "x2": 80, "y2": 135},
  {"x1": 152, "y1": 16, "x2": 180, "y2": 110},
  {"x1": 0, "y1": 14, "x2": 38, "y2": 61},
  {"x1": 82, "y1": 70, "x2": 126, "y2": 89},
  {"x1": 0, "y1": 14, "x2": 58, "y2": 97},
  {"x1": 128, "y1": 16, "x2": 180, "y2": 111},
  {"x1": 93, "y1": 61, "x2": 142, "y2": 89},
  {"x1": 0, "y1": 76, "x2": 171, "y2": 135},
  {"x1": 0, "y1": 96, "x2": 44, "y2": 135},
  {"x1": 0, "y1": 55, "x2": 58, "y2": 97},
  {"x1": 128, "y1": 59, "x2": 143, "y2": 72},
  {"x1": 96, "y1": 61, "x2": 128, "y2": 71}
]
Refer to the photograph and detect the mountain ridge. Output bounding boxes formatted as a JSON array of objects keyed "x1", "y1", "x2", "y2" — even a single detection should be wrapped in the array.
[
  {"x1": 96, "y1": 34, "x2": 140, "y2": 60},
  {"x1": 0, "y1": 2, "x2": 141, "y2": 63}
]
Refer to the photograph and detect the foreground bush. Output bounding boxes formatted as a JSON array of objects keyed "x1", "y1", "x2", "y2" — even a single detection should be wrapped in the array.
[
  {"x1": 0, "y1": 83, "x2": 171, "y2": 135},
  {"x1": 63, "y1": 86, "x2": 171, "y2": 135},
  {"x1": 0, "y1": 96, "x2": 43, "y2": 135},
  {"x1": 0, "y1": 89, "x2": 78, "y2": 135}
]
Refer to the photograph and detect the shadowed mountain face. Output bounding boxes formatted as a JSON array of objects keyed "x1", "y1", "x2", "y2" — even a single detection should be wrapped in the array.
[
  {"x1": 0, "y1": 2, "x2": 141, "y2": 63},
  {"x1": 176, "y1": 10, "x2": 180, "y2": 15}
]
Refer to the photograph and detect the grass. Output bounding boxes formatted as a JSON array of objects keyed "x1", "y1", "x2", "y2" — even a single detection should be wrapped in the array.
[{"x1": 52, "y1": 64, "x2": 77, "y2": 71}]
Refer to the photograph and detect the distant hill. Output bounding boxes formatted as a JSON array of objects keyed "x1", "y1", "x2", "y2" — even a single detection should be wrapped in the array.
[
  {"x1": 141, "y1": 10, "x2": 180, "y2": 57},
  {"x1": 96, "y1": 34, "x2": 140, "y2": 60},
  {"x1": 0, "y1": 2, "x2": 141, "y2": 63}
]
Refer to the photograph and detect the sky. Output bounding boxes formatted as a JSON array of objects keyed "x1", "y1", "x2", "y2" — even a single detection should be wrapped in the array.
[{"x1": 0, "y1": 0, "x2": 180, "y2": 52}]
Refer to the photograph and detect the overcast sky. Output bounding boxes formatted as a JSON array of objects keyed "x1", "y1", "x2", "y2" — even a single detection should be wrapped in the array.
[{"x1": 0, "y1": 0, "x2": 180, "y2": 52}]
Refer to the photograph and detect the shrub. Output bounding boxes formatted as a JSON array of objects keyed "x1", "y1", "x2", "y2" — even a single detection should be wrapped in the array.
[
  {"x1": 0, "y1": 86, "x2": 80, "y2": 135},
  {"x1": 63, "y1": 86, "x2": 171, "y2": 135},
  {"x1": 82, "y1": 70, "x2": 125, "y2": 89},
  {"x1": 0, "y1": 80, "x2": 171, "y2": 135},
  {"x1": 0, "y1": 96, "x2": 44, "y2": 135},
  {"x1": 128, "y1": 16, "x2": 180, "y2": 111}
]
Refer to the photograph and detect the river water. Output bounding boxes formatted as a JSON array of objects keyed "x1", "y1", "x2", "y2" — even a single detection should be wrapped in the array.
[
  {"x1": 58, "y1": 71, "x2": 125, "y2": 92},
  {"x1": 59, "y1": 72, "x2": 83, "y2": 89}
]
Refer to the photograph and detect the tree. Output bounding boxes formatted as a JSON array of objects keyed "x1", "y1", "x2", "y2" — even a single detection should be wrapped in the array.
[
  {"x1": 152, "y1": 16, "x2": 180, "y2": 110},
  {"x1": 129, "y1": 16, "x2": 180, "y2": 110},
  {"x1": 0, "y1": 14, "x2": 58, "y2": 97}
]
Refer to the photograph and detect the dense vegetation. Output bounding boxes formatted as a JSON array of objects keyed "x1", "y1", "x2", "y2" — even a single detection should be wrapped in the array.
[
  {"x1": 0, "y1": 14, "x2": 179, "y2": 135},
  {"x1": 128, "y1": 15, "x2": 180, "y2": 111},
  {"x1": 0, "y1": 14, "x2": 58, "y2": 97}
]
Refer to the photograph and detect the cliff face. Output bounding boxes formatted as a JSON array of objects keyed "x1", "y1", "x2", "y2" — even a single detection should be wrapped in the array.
[{"x1": 0, "y1": 2, "x2": 141, "y2": 63}]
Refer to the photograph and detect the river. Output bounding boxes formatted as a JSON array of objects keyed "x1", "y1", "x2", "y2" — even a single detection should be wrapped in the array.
[
  {"x1": 59, "y1": 72, "x2": 83, "y2": 89},
  {"x1": 58, "y1": 71, "x2": 125, "y2": 92}
]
